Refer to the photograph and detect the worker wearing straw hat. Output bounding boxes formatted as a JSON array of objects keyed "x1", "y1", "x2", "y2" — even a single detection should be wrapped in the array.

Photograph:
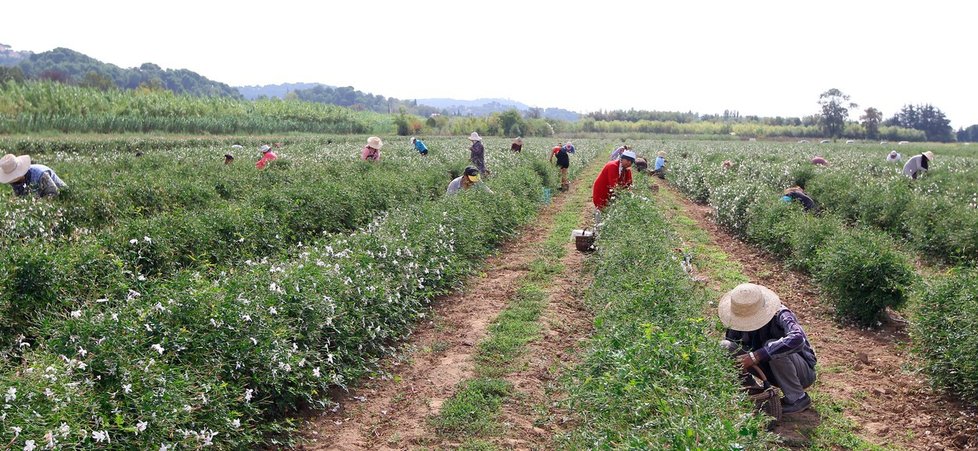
[
  {"x1": 902, "y1": 151, "x2": 934, "y2": 180},
  {"x1": 511, "y1": 137, "x2": 523, "y2": 153},
  {"x1": 719, "y1": 283, "x2": 818, "y2": 414},
  {"x1": 361, "y1": 137, "x2": 383, "y2": 162},
  {"x1": 468, "y1": 132, "x2": 489, "y2": 177},
  {"x1": 256, "y1": 144, "x2": 278, "y2": 169},
  {"x1": 0, "y1": 153, "x2": 67, "y2": 198}
]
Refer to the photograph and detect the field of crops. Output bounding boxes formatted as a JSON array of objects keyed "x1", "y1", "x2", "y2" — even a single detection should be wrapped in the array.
[
  {"x1": 648, "y1": 139, "x2": 978, "y2": 404},
  {"x1": 0, "y1": 136, "x2": 598, "y2": 448}
]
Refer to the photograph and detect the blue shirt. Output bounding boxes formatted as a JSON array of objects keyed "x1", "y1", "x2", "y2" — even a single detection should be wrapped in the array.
[
  {"x1": 654, "y1": 156, "x2": 666, "y2": 171},
  {"x1": 11, "y1": 164, "x2": 66, "y2": 197},
  {"x1": 414, "y1": 140, "x2": 429, "y2": 154}
]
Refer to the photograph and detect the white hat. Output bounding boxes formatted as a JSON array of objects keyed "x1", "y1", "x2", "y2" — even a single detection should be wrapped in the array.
[
  {"x1": 259, "y1": 145, "x2": 272, "y2": 153},
  {"x1": 367, "y1": 136, "x2": 383, "y2": 149},
  {"x1": 469, "y1": 132, "x2": 482, "y2": 141},
  {"x1": 621, "y1": 150, "x2": 637, "y2": 162},
  {"x1": 0, "y1": 154, "x2": 31, "y2": 184},
  {"x1": 923, "y1": 151, "x2": 934, "y2": 161},
  {"x1": 718, "y1": 283, "x2": 783, "y2": 332},
  {"x1": 411, "y1": 137, "x2": 417, "y2": 144}
]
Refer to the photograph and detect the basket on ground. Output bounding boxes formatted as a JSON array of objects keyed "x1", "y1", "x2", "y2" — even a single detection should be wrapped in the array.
[{"x1": 572, "y1": 228, "x2": 595, "y2": 252}]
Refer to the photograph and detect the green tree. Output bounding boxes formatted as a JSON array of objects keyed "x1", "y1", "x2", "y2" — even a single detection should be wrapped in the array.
[
  {"x1": 860, "y1": 107, "x2": 883, "y2": 140},
  {"x1": 888, "y1": 104, "x2": 955, "y2": 142},
  {"x1": 497, "y1": 109, "x2": 525, "y2": 137},
  {"x1": 0, "y1": 66, "x2": 25, "y2": 83},
  {"x1": 80, "y1": 71, "x2": 114, "y2": 91},
  {"x1": 818, "y1": 88, "x2": 857, "y2": 138}
]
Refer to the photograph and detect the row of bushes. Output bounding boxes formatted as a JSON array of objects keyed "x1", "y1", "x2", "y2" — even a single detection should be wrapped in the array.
[
  {"x1": 561, "y1": 193, "x2": 770, "y2": 448},
  {"x1": 671, "y1": 160, "x2": 915, "y2": 326},
  {"x1": 0, "y1": 160, "x2": 574, "y2": 448},
  {"x1": 804, "y1": 170, "x2": 978, "y2": 264}
]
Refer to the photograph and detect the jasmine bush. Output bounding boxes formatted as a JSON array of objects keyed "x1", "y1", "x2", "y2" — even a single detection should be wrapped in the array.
[
  {"x1": 562, "y1": 194, "x2": 769, "y2": 449},
  {"x1": 912, "y1": 268, "x2": 978, "y2": 402}
]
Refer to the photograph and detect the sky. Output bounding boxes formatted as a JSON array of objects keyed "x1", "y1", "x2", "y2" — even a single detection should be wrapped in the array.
[{"x1": 4, "y1": 0, "x2": 977, "y2": 128}]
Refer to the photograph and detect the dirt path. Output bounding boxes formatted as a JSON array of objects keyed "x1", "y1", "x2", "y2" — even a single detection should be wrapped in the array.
[
  {"x1": 299, "y1": 176, "x2": 593, "y2": 450},
  {"x1": 652, "y1": 178, "x2": 978, "y2": 450}
]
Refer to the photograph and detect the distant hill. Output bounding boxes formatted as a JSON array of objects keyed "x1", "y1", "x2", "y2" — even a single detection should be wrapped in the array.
[
  {"x1": 0, "y1": 43, "x2": 32, "y2": 66},
  {"x1": 418, "y1": 98, "x2": 580, "y2": 121},
  {"x1": 236, "y1": 82, "x2": 328, "y2": 100},
  {"x1": 10, "y1": 47, "x2": 241, "y2": 98}
]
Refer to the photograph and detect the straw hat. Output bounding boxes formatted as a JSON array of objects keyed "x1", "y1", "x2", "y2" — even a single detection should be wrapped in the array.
[
  {"x1": 719, "y1": 283, "x2": 783, "y2": 332},
  {"x1": 259, "y1": 144, "x2": 272, "y2": 153},
  {"x1": 657, "y1": 151, "x2": 667, "y2": 157},
  {"x1": 621, "y1": 150, "x2": 637, "y2": 162},
  {"x1": 469, "y1": 132, "x2": 482, "y2": 141},
  {"x1": 923, "y1": 151, "x2": 934, "y2": 161},
  {"x1": 0, "y1": 154, "x2": 31, "y2": 184},
  {"x1": 513, "y1": 137, "x2": 523, "y2": 145},
  {"x1": 367, "y1": 136, "x2": 383, "y2": 149}
]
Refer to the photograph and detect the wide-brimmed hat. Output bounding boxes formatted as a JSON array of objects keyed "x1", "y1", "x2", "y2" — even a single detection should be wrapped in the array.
[
  {"x1": 367, "y1": 136, "x2": 383, "y2": 149},
  {"x1": 719, "y1": 283, "x2": 783, "y2": 331},
  {"x1": 513, "y1": 137, "x2": 523, "y2": 145},
  {"x1": 259, "y1": 144, "x2": 272, "y2": 153},
  {"x1": 621, "y1": 150, "x2": 637, "y2": 162},
  {"x1": 923, "y1": 151, "x2": 934, "y2": 161},
  {"x1": 0, "y1": 154, "x2": 31, "y2": 184},
  {"x1": 469, "y1": 132, "x2": 482, "y2": 141},
  {"x1": 656, "y1": 151, "x2": 667, "y2": 157},
  {"x1": 411, "y1": 137, "x2": 417, "y2": 144}
]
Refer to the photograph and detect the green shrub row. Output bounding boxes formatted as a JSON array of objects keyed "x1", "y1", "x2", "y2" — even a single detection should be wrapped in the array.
[
  {"x1": 911, "y1": 268, "x2": 978, "y2": 403},
  {"x1": 0, "y1": 166, "x2": 549, "y2": 449},
  {"x1": 561, "y1": 194, "x2": 769, "y2": 448},
  {"x1": 671, "y1": 161, "x2": 916, "y2": 326}
]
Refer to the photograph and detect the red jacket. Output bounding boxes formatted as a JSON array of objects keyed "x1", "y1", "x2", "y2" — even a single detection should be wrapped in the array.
[{"x1": 592, "y1": 160, "x2": 632, "y2": 209}]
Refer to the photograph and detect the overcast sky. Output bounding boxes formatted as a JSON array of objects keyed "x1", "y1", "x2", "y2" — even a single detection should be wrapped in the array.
[{"x1": 5, "y1": 0, "x2": 976, "y2": 127}]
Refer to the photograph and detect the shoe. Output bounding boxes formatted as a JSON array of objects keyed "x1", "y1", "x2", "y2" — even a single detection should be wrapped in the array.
[{"x1": 781, "y1": 393, "x2": 811, "y2": 414}]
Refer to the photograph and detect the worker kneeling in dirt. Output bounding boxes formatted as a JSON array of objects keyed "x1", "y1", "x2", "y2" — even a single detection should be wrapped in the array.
[{"x1": 719, "y1": 283, "x2": 817, "y2": 414}]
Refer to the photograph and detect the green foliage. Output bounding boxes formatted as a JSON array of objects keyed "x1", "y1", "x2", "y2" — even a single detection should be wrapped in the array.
[
  {"x1": 813, "y1": 230, "x2": 915, "y2": 326},
  {"x1": 431, "y1": 378, "x2": 512, "y2": 435},
  {"x1": 14, "y1": 47, "x2": 242, "y2": 97},
  {"x1": 818, "y1": 88, "x2": 858, "y2": 138},
  {"x1": 912, "y1": 268, "x2": 978, "y2": 403},
  {"x1": 561, "y1": 194, "x2": 769, "y2": 449}
]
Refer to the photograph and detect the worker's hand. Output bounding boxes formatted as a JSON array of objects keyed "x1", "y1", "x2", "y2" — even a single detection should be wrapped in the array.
[{"x1": 740, "y1": 353, "x2": 755, "y2": 370}]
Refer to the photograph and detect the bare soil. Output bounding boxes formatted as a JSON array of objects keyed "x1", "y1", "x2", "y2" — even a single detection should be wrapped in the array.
[
  {"x1": 299, "y1": 175, "x2": 594, "y2": 450},
  {"x1": 652, "y1": 177, "x2": 978, "y2": 450}
]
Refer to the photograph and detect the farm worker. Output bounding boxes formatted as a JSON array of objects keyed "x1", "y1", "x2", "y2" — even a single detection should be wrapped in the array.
[
  {"x1": 903, "y1": 151, "x2": 934, "y2": 180},
  {"x1": 652, "y1": 151, "x2": 667, "y2": 179},
  {"x1": 446, "y1": 166, "x2": 492, "y2": 194},
  {"x1": 1, "y1": 154, "x2": 67, "y2": 198},
  {"x1": 511, "y1": 137, "x2": 523, "y2": 152},
  {"x1": 719, "y1": 283, "x2": 817, "y2": 415},
  {"x1": 885, "y1": 150, "x2": 902, "y2": 163},
  {"x1": 361, "y1": 136, "x2": 383, "y2": 162},
  {"x1": 781, "y1": 186, "x2": 816, "y2": 212},
  {"x1": 468, "y1": 132, "x2": 490, "y2": 177},
  {"x1": 224, "y1": 154, "x2": 234, "y2": 165},
  {"x1": 411, "y1": 137, "x2": 429, "y2": 156},
  {"x1": 256, "y1": 144, "x2": 278, "y2": 169},
  {"x1": 609, "y1": 144, "x2": 629, "y2": 161},
  {"x1": 592, "y1": 150, "x2": 635, "y2": 210},
  {"x1": 810, "y1": 156, "x2": 829, "y2": 166},
  {"x1": 563, "y1": 142, "x2": 575, "y2": 154},
  {"x1": 550, "y1": 143, "x2": 571, "y2": 191},
  {"x1": 722, "y1": 160, "x2": 735, "y2": 170}
]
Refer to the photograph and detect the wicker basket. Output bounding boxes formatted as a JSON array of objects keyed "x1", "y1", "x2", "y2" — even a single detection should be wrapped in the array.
[
  {"x1": 572, "y1": 228, "x2": 595, "y2": 252},
  {"x1": 744, "y1": 366, "x2": 782, "y2": 421}
]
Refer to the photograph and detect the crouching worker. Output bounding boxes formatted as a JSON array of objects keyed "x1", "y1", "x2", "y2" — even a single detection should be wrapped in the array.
[
  {"x1": 1, "y1": 153, "x2": 67, "y2": 198},
  {"x1": 447, "y1": 166, "x2": 492, "y2": 195},
  {"x1": 781, "y1": 186, "x2": 816, "y2": 212},
  {"x1": 719, "y1": 283, "x2": 817, "y2": 414}
]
